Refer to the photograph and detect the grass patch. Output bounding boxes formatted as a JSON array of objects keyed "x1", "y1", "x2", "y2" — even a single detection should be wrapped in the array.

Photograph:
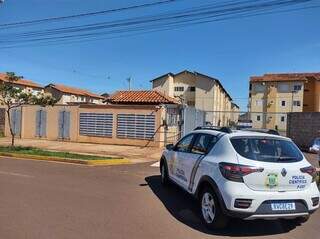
[{"x1": 0, "y1": 146, "x2": 120, "y2": 160}]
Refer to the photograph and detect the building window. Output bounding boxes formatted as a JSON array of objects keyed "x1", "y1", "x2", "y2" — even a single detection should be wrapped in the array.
[
  {"x1": 174, "y1": 86, "x2": 184, "y2": 92},
  {"x1": 254, "y1": 84, "x2": 265, "y2": 92},
  {"x1": 293, "y1": 85, "x2": 302, "y2": 91},
  {"x1": 278, "y1": 83, "x2": 289, "y2": 92},
  {"x1": 281, "y1": 116, "x2": 285, "y2": 122},
  {"x1": 257, "y1": 115, "x2": 261, "y2": 121},
  {"x1": 189, "y1": 86, "x2": 195, "y2": 92},
  {"x1": 281, "y1": 100, "x2": 286, "y2": 107},
  {"x1": 293, "y1": 100, "x2": 301, "y2": 107}
]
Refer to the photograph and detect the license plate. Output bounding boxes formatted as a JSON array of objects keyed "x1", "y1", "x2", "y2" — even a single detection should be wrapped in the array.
[{"x1": 271, "y1": 202, "x2": 296, "y2": 211}]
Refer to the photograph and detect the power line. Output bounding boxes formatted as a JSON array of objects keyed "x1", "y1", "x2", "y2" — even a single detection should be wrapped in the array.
[
  {"x1": 3, "y1": 0, "x2": 312, "y2": 39},
  {"x1": 1, "y1": 1, "x2": 316, "y2": 42},
  {"x1": 0, "y1": 0, "x2": 318, "y2": 49},
  {"x1": 0, "y1": 0, "x2": 178, "y2": 29}
]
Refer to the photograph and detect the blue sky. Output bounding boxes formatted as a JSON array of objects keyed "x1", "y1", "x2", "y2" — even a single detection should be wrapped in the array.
[{"x1": 0, "y1": 0, "x2": 320, "y2": 110}]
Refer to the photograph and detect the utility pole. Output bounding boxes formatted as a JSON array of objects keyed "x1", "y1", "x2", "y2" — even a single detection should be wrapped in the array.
[{"x1": 127, "y1": 77, "x2": 131, "y2": 90}]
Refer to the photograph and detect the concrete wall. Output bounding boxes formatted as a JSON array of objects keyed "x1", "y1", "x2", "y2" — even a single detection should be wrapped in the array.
[
  {"x1": 4, "y1": 104, "x2": 169, "y2": 147},
  {"x1": 287, "y1": 112, "x2": 320, "y2": 149}
]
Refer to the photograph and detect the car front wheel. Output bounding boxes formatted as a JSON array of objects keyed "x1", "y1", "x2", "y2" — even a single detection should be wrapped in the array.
[
  {"x1": 160, "y1": 160, "x2": 169, "y2": 186},
  {"x1": 200, "y1": 186, "x2": 228, "y2": 229}
]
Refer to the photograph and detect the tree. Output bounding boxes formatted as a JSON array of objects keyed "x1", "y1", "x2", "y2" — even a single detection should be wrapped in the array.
[{"x1": 0, "y1": 72, "x2": 56, "y2": 146}]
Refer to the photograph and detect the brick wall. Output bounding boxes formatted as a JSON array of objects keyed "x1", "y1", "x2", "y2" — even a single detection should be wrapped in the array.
[
  {"x1": 287, "y1": 112, "x2": 320, "y2": 149},
  {"x1": 0, "y1": 108, "x2": 5, "y2": 136}
]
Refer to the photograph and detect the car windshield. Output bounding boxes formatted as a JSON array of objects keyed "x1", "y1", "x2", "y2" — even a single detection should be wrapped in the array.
[{"x1": 230, "y1": 137, "x2": 303, "y2": 163}]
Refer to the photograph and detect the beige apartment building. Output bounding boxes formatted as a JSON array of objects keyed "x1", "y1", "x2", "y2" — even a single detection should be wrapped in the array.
[
  {"x1": 0, "y1": 73, "x2": 44, "y2": 95},
  {"x1": 230, "y1": 102, "x2": 240, "y2": 126},
  {"x1": 151, "y1": 70, "x2": 234, "y2": 126},
  {"x1": 249, "y1": 73, "x2": 320, "y2": 132},
  {"x1": 45, "y1": 84, "x2": 105, "y2": 105}
]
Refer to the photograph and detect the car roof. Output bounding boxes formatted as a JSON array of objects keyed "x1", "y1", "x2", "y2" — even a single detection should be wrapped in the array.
[{"x1": 191, "y1": 129, "x2": 288, "y2": 140}]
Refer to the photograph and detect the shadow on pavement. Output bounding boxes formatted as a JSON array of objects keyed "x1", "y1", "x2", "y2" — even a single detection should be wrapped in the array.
[{"x1": 145, "y1": 175, "x2": 299, "y2": 237}]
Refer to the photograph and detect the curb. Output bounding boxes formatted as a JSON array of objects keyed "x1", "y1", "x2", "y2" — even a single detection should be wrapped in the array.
[{"x1": 0, "y1": 152, "x2": 131, "y2": 166}]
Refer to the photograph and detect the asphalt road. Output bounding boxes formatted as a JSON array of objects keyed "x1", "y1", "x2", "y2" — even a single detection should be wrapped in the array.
[{"x1": 0, "y1": 156, "x2": 319, "y2": 239}]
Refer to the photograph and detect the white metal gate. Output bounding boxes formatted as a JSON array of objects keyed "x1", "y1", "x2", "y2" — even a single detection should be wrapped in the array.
[
  {"x1": 79, "y1": 113, "x2": 113, "y2": 137},
  {"x1": 182, "y1": 106, "x2": 205, "y2": 136},
  {"x1": 58, "y1": 110, "x2": 70, "y2": 139},
  {"x1": 11, "y1": 108, "x2": 21, "y2": 137},
  {"x1": 117, "y1": 114, "x2": 155, "y2": 140},
  {"x1": 35, "y1": 109, "x2": 47, "y2": 138}
]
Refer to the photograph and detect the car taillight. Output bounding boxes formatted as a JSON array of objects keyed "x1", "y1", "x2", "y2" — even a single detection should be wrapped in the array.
[
  {"x1": 219, "y1": 162, "x2": 264, "y2": 183},
  {"x1": 300, "y1": 166, "x2": 317, "y2": 182}
]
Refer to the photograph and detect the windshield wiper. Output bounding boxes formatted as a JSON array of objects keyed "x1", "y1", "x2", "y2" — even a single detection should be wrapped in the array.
[
  {"x1": 258, "y1": 155, "x2": 297, "y2": 162},
  {"x1": 275, "y1": 156, "x2": 297, "y2": 161}
]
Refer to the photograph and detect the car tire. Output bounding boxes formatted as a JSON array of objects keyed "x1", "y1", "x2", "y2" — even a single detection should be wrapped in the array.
[
  {"x1": 284, "y1": 215, "x2": 310, "y2": 226},
  {"x1": 295, "y1": 215, "x2": 310, "y2": 224},
  {"x1": 160, "y1": 160, "x2": 169, "y2": 186},
  {"x1": 199, "y1": 186, "x2": 228, "y2": 229}
]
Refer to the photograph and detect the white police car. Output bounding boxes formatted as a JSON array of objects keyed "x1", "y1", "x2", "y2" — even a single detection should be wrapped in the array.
[{"x1": 160, "y1": 127, "x2": 319, "y2": 229}]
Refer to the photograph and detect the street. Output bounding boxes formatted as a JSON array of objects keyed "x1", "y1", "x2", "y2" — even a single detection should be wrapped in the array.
[{"x1": 0, "y1": 156, "x2": 319, "y2": 239}]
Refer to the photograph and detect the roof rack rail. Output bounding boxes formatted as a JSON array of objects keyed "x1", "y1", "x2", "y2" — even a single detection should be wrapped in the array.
[{"x1": 194, "y1": 126, "x2": 232, "y2": 134}]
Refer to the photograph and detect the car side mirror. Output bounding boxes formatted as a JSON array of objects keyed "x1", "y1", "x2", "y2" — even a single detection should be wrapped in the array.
[{"x1": 166, "y1": 144, "x2": 174, "y2": 151}]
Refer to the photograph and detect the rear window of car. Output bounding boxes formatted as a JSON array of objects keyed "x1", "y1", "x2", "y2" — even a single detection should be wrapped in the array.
[{"x1": 230, "y1": 137, "x2": 303, "y2": 163}]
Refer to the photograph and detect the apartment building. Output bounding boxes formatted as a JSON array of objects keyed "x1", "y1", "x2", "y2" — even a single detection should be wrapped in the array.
[
  {"x1": 230, "y1": 102, "x2": 240, "y2": 125},
  {"x1": 0, "y1": 73, "x2": 44, "y2": 95},
  {"x1": 249, "y1": 72, "x2": 320, "y2": 131},
  {"x1": 151, "y1": 70, "x2": 233, "y2": 126},
  {"x1": 45, "y1": 84, "x2": 105, "y2": 105}
]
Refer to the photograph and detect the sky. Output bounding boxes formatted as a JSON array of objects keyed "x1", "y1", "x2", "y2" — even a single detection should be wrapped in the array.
[{"x1": 0, "y1": 0, "x2": 320, "y2": 110}]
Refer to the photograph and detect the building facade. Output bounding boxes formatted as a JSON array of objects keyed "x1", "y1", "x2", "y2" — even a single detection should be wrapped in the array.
[
  {"x1": 0, "y1": 73, "x2": 44, "y2": 95},
  {"x1": 249, "y1": 73, "x2": 320, "y2": 132},
  {"x1": 230, "y1": 102, "x2": 240, "y2": 126},
  {"x1": 151, "y1": 70, "x2": 234, "y2": 126},
  {"x1": 45, "y1": 84, "x2": 105, "y2": 105}
]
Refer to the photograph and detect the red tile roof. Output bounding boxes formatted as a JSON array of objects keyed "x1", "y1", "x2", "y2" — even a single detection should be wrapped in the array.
[
  {"x1": 46, "y1": 84, "x2": 105, "y2": 99},
  {"x1": 250, "y1": 73, "x2": 320, "y2": 82},
  {"x1": 0, "y1": 73, "x2": 42, "y2": 89},
  {"x1": 106, "y1": 90, "x2": 179, "y2": 104}
]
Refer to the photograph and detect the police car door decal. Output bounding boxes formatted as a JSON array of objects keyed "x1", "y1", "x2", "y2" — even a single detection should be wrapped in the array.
[{"x1": 188, "y1": 154, "x2": 206, "y2": 192}]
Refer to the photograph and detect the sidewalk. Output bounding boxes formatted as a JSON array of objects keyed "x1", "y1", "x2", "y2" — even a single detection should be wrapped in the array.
[{"x1": 0, "y1": 138, "x2": 163, "y2": 163}]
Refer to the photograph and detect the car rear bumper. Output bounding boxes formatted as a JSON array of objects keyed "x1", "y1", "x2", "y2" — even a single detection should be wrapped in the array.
[
  {"x1": 245, "y1": 212, "x2": 310, "y2": 220},
  {"x1": 218, "y1": 180, "x2": 320, "y2": 219}
]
